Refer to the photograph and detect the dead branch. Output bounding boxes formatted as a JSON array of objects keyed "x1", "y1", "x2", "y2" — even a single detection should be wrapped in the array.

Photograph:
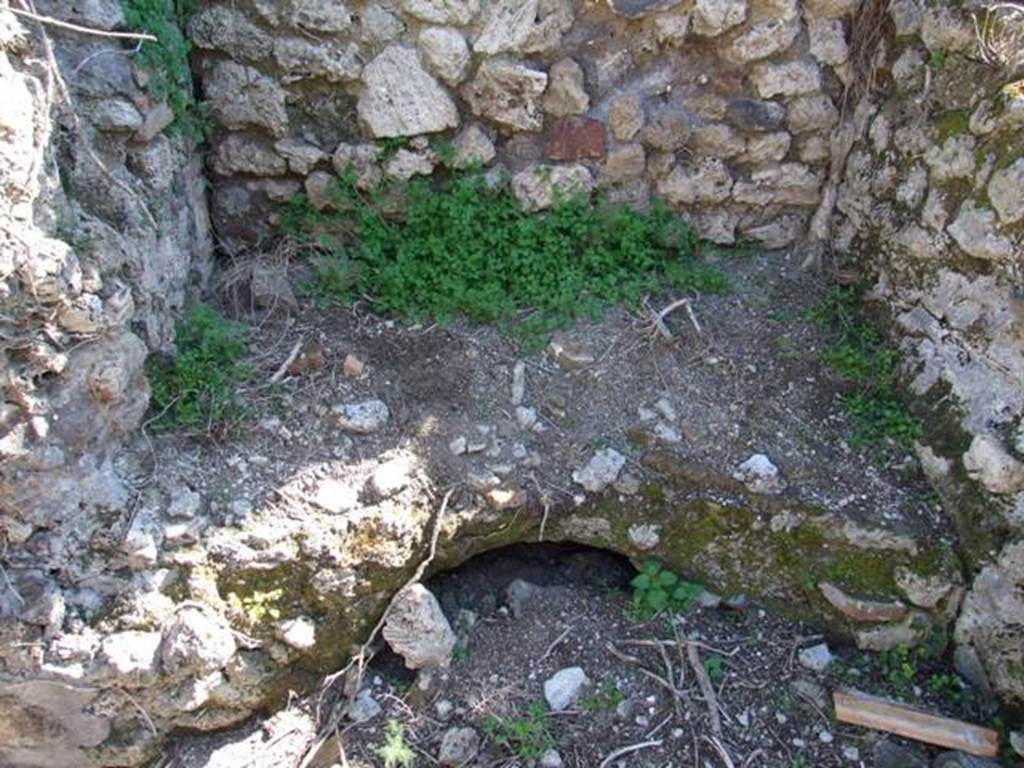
[
  {"x1": 5, "y1": 6, "x2": 158, "y2": 41},
  {"x1": 598, "y1": 739, "x2": 663, "y2": 768},
  {"x1": 686, "y1": 639, "x2": 723, "y2": 739},
  {"x1": 637, "y1": 297, "x2": 702, "y2": 341},
  {"x1": 270, "y1": 340, "x2": 303, "y2": 383}
]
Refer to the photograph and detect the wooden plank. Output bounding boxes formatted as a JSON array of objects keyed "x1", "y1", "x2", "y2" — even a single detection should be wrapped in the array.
[{"x1": 833, "y1": 688, "x2": 1000, "y2": 757}]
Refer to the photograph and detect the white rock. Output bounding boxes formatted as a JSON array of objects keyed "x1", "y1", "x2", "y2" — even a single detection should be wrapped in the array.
[
  {"x1": 511, "y1": 164, "x2": 594, "y2": 212},
  {"x1": 658, "y1": 158, "x2": 734, "y2": 205},
  {"x1": 291, "y1": 0, "x2": 352, "y2": 30},
  {"x1": 99, "y1": 631, "x2": 162, "y2": 682},
  {"x1": 452, "y1": 123, "x2": 496, "y2": 168},
  {"x1": 167, "y1": 489, "x2": 201, "y2": 519},
  {"x1": 654, "y1": 398, "x2": 677, "y2": 422},
  {"x1": 274, "y1": 37, "x2": 362, "y2": 83},
  {"x1": 332, "y1": 142, "x2": 382, "y2": 190},
  {"x1": 205, "y1": 61, "x2": 290, "y2": 137},
  {"x1": 786, "y1": 95, "x2": 839, "y2": 134},
  {"x1": 733, "y1": 453, "x2": 785, "y2": 494},
  {"x1": 385, "y1": 148, "x2": 436, "y2": 181},
  {"x1": 505, "y1": 579, "x2": 542, "y2": 618},
  {"x1": 808, "y1": 18, "x2": 850, "y2": 68},
  {"x1": 449, "y1": 437, "x2": 468, "y2": 455},
  {"x1": 361, "y1": 5, "x2": 405, "y2": 42},
  {"x1": 278, "y1": 616, "x2": 317, "y2": 650},
  {"x1": 345, "y1": 688, "x2": 382, "y2": 722},
  {"x1": 540, "y1": 749, "x2": 564, "y2": 768},
  {"x1": 987, "y1": 158, "x2": 1024, "y2": 226},
  {"x1": 692, "y1": 0, "x2": 747, "y2": 36},
  {"x1": 924, "y1": 134, "x2": 976, "y2": 182},
  {"x1": 368, "y1": 456, "x2": 415, "y2": 498},
  {"x1": 473, "y1": 0, "x2": 573, "y2": 55},
  {"x1": 572, "y1": 449, "x2": 626, "y2": 492},
  {"x1": 313, "y1": 478, "x2": 359, "y2": 513},
  {"x1": 798, "y1": 643, "x2": 834, "y2": 672},
  {"x1": 462, "y1": 60, "x2": 548, "y2": 132},
  {"x1": 628, "y1": 524, "x2": 661, "y2": 550},
  {"x1": 332, "y1": 399, "x2": 390, "y2": 434},
  {"x1": 543, "y1": 58, "x2": 589, "y2": 117},
  {"x1": 400, "y1": 0, "x2": 479, "y2": 25},
  {"x1": 653, "y1": 422, "x2": 682, "y2": 444},
  {"x1": 750, "y1": 60, "x2": 821, "y2": 98},
  {"x1": 543, "y1": 667, "x2": 590, "y2": 711},
  {"x1": 383, "y1": 584, "x2": 456, "y2": 669},
  {"x1": 724, "y1": 18, "x2": 800, "y2": 63},
  {"x1": 511, "y1": 361, "x2": 527, "y2": 405},
  {"x1": 160, "y1": 607, "x2": 237, "y2": 676},
  {"x1": 275, "y1": 138, "x2": 327, "y2": 175},
  {"x1": 963, "y1": 434, "x2": 1024, "y2": 494},
  {"x1": 947, "y1": 202, "x2": 1015, "y2": 262},
  {"x1": 438, "y1": 726, "x2": 480, "y2": 766},
  {"x1": 418, "y1": 27, "x2": 470, "y2": 86},
  {"x1": 357, "y1": 46, "x2": 459, "y2": 138},
  {"x1": 515, "y1": 406, "x2": 538, "y2": 429}
]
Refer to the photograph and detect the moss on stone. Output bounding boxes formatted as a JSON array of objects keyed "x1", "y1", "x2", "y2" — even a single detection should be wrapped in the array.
[{"x1": 933, "y1": 109, "x2": 971, "y2": 142}]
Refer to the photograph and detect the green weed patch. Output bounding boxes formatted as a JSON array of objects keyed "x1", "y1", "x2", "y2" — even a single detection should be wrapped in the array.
[
  {"x1": 147, "y1": 303, "x2": 249, "y2": 432},
  {"x1": 807, "y1": 287, "x2": 920, "y2": 448},
  {"x1": 281, "y1": 170, "x2": 731, "y2": 349}
]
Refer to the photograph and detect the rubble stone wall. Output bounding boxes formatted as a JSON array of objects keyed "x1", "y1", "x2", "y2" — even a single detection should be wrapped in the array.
[
  {"x1": 830, "y1": 0, "x2": 1024, "y2": 705},
  {"x1": 0, "y1": 3, "x2": 210, "y2": 765},
  {"x1": 194, "y1": 0, "x2": 857, "y2": 252}
]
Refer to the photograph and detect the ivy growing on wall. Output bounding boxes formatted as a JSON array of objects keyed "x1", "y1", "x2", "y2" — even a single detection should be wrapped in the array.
[{"x1": 120, "y1": 0, "x2": 205, "y2": 142}]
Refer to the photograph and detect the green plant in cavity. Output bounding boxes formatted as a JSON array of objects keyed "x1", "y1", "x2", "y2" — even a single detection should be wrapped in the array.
[
  {"x1": 629, "y1": 559, "x2": 704, "y2": 619},
  {"x1": 376, "y1": 720, "x2": 415, "y2": 768},
  {"x1": 280, "y1": 170, "x2": 729, "y2": 351},
  {"x1": 926, "y1": 672, "x2": 963, "y2": 706},
  {"x1": 482, "y1": 701, "x2": 554, "y2": 760},
  {"x1": 880, "y1": 645, "x2": 917, "y2": 695},
  {"x1": 120, "y1": 0, "x2": 206, "y2": 142},
  {"x1": 146, "y1": 302, "x2": 250, "y2": 432}
]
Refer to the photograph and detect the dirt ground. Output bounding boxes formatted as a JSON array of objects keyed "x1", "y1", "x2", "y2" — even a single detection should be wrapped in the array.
[
  {"x1": 161, "y1": 545, "x2": 993, "y2": 768},
  {"x1": 138, "y1": 248, "x2": 949, "y2": 548},
  {"x1": 147, "y1": 249, "x2": 991, "y2": 767}
]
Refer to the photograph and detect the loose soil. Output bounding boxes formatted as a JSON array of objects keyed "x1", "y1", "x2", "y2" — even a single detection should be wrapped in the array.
[{"x1": 147, "y1": 250, "x2": 984, "y2": 767}]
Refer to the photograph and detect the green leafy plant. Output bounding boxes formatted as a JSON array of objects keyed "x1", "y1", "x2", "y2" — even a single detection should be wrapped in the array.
[
  {"x1": 926, "y1": 672, "x2": 963, "y2": 706},
  {"x1": 483, "y1": 701, "x2": 554, "y2": 760},
  {"x1": 929, "y1": 49, "x2": 947, "y2": 70},
  {"x1": 579, "y1": 677, "x2": 626, "y2": 712},
  {"x1": 376, "y1": 720, "x2": 415, "y2": 768},
  {"x1": 704, "y1": 654, "x2": 726, "y2": 685},
  {"x1": 120, "y1": 0, "x2": 206, "y2": 141},
  {"x1": 807, "y1": 286, "x2": 920, "y2": 449},
  {"x1": 281, "y1": 170, "x2": 729, "y2": 350},
  {"x1": 628, "y1": 559, "x2": 704, "y2": 619},
  {"x1": 880, "y1": 645, "x2": 918, "y2": 695},
  {"x1": 147, "y1": 303, "x2": 250, "y2": 432},
  {"x1": 226, "y1": 587, "x2": 282, "y2": 626}
]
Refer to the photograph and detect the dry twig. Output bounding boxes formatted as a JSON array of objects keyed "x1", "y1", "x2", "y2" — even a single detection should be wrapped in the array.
[
  {"x1": 598, "y1": 739, "x2": 663, "y2": 768},
  {"x1": 270, "y1": 340, "x2": 304, "y2": 384},
  {"x1": 5, "y1": 6, "x2": 158, "y2": 40},
  {"x1": 686, "y1": 639, "x2": 723, "y2": 738}
]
